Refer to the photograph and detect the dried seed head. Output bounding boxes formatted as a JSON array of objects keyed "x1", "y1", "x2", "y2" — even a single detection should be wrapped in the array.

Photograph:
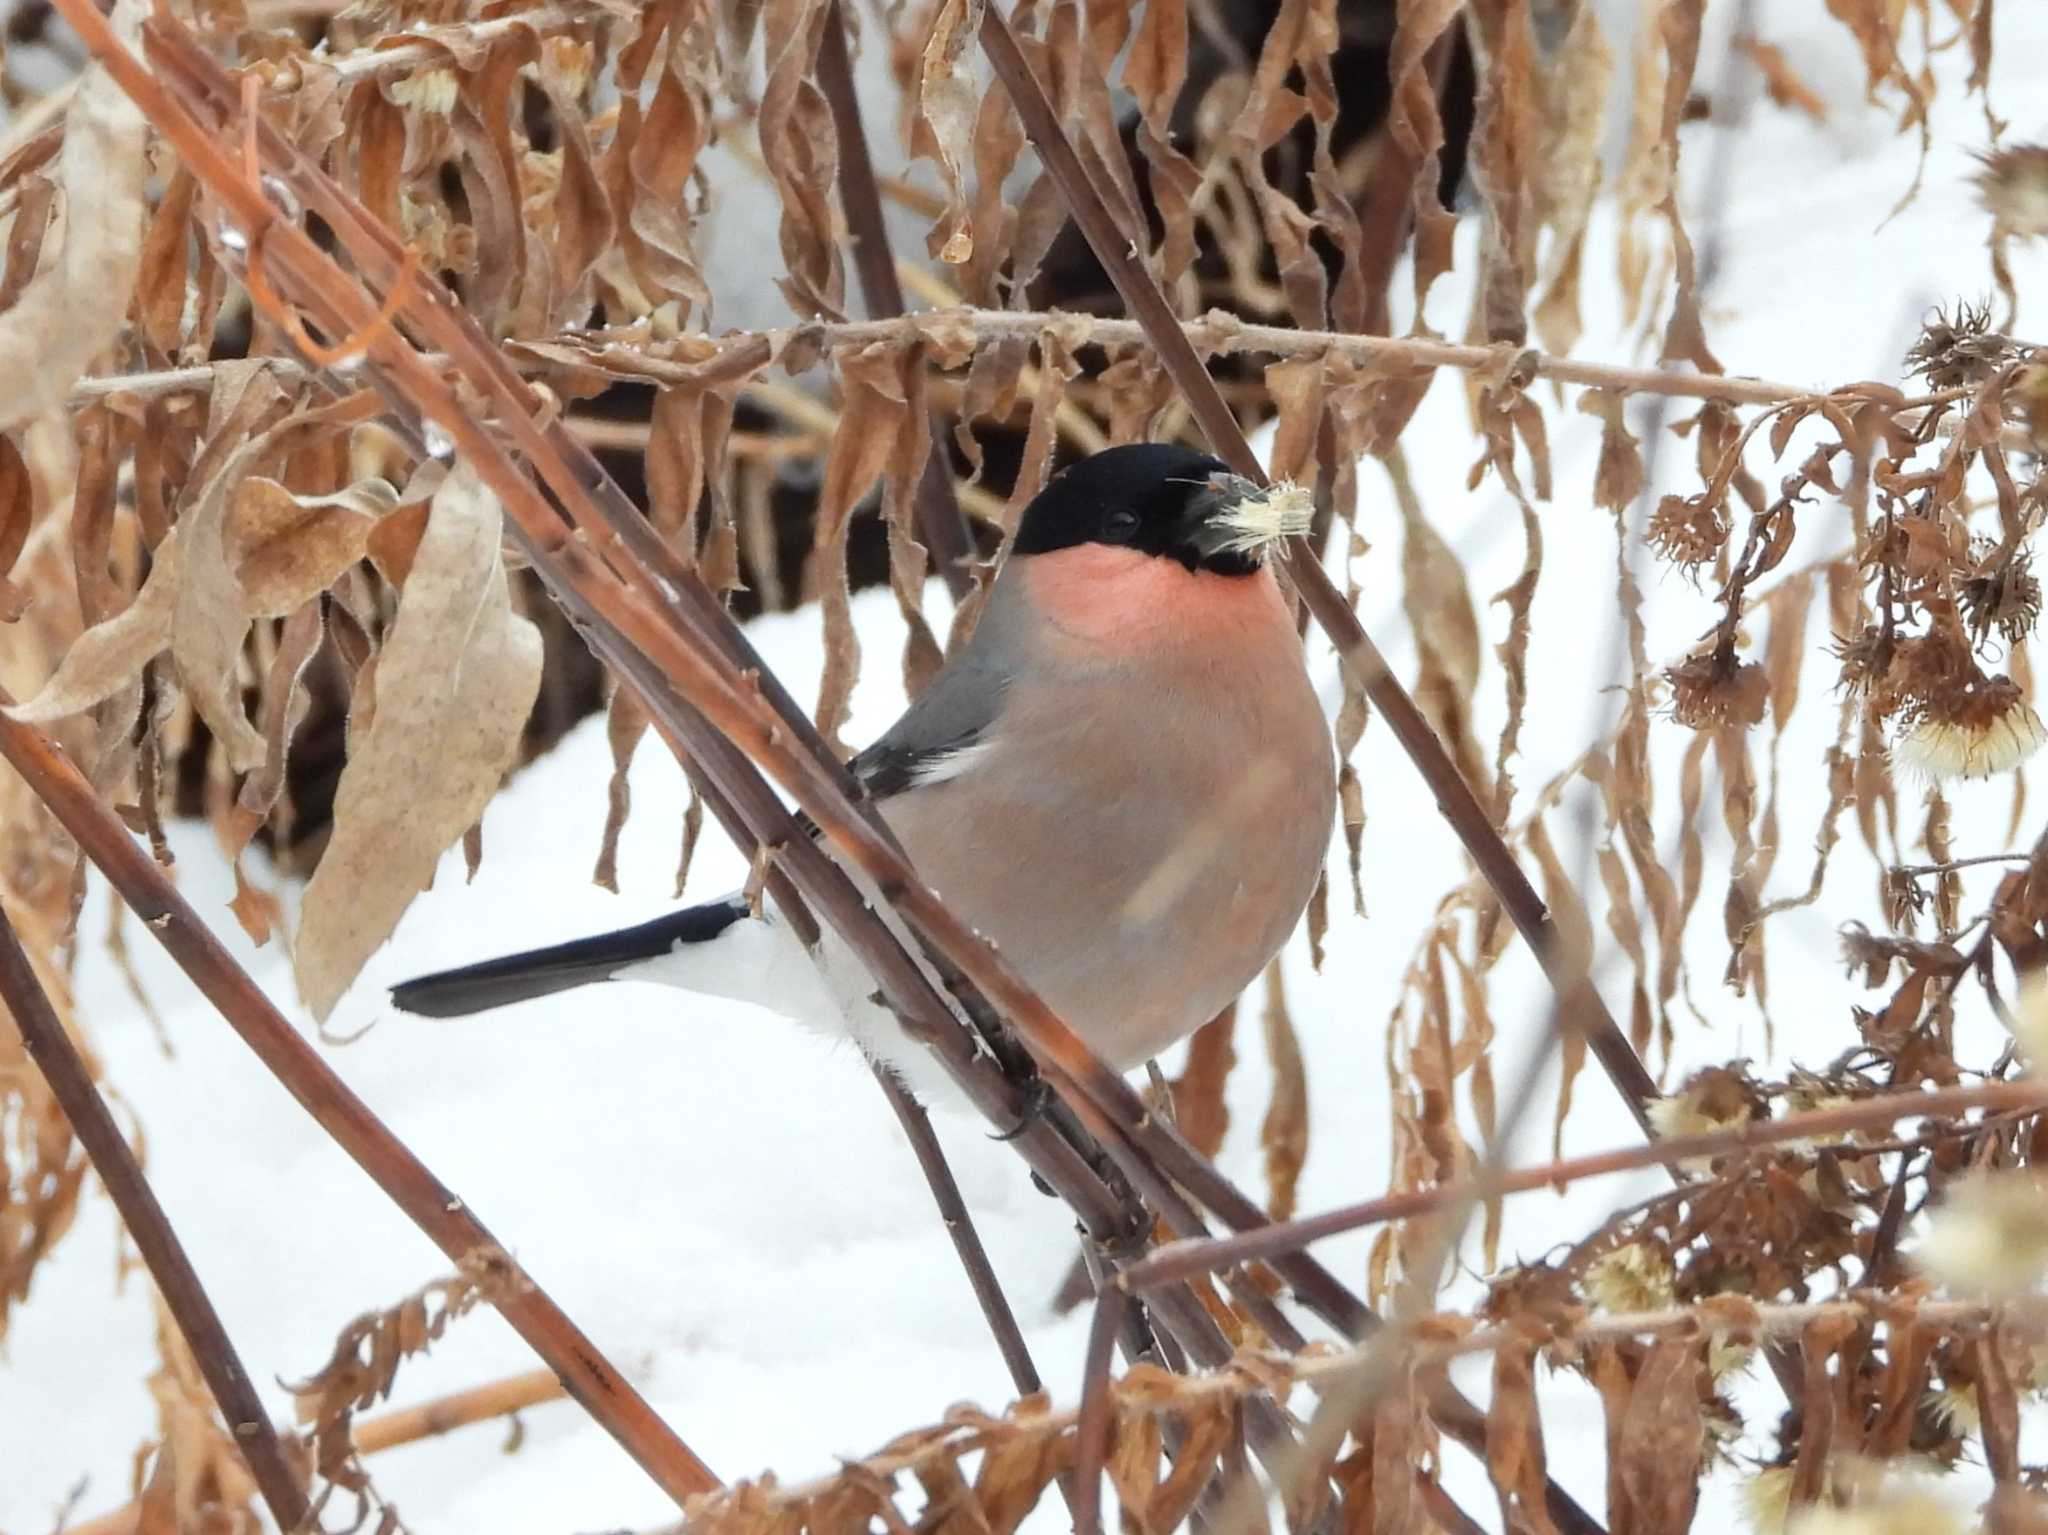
[
  {"x1": 1867, "y1": 626, "x2": 1974, "y2": 724},
  {"x1": 1738, "y1": 1466, "x2": 1796, "y2": 1535},
  {"x1": 1917, "y1": 1169, "x2": 2048, "y2": 1296},
  {"x1": 2011, "y1": 353, "x2": 2048, "y2": 454},
  {"x1": 1893, "y1": 675, "x2": 2047, "y2": 780},
  {"x1": 1707, "y1": 1334, "x2": 1756, "y2": 1384},
  {"x1": 1905, "y1": 298, "x2": 2015, "y2": 389},
  {"x1": 1667, "y1": 652, "x2": 1769, "y2": 730},
  {"x1": 1961, "y1": 545, "x2": 2042, "y2": 645},
  {"x1": 1787, "y1": 1496, "x2": 1970, "y2": 1535},
  {"x1": 1702, "y1": 1393, "x2": 1746, "y2": 1458},
  {"x1": 1646, "y1": 491, "x2": 1729, "y2": 571},
  {"x1": 1925, "y1": 1382, "x2": 1979, "y2": 1435},
  {"x1": 1784, "y1": 1472, "x2": 1972, "y2": 1535},
  {"x1": 1972, "y1": 143, "x2": 2048, "y2": 241},
  {"x1": 1831, "y1": 624, "x2": 1887, "y2": 698},
  {"x1": 1581, "y1": 1241, "x2": 1676, "y2": 1313},
  {"x1": 1648, "y1": 1066, "x2": 1765, "y2": 1170}
]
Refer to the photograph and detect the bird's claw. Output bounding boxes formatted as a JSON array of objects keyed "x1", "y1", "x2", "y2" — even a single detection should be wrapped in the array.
[{"x1": 989, "y1": 1076, "x2": 1056, "y2": 1143}]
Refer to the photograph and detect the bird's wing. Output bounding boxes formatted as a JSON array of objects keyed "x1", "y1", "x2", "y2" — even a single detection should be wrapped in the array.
[{"x1": 843, "y1": 644, "x2": 1012, "y2": 800}]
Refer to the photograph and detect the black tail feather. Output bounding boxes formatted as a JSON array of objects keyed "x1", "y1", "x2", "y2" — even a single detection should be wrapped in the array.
[{"x1": 389, "y1": 897, "x2": 749, "y2": 1019}]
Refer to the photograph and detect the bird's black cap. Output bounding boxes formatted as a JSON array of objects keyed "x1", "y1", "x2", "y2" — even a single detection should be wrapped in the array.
[{"x1": 1011, "y1": 443, "x2": 1275, "y2": 576}]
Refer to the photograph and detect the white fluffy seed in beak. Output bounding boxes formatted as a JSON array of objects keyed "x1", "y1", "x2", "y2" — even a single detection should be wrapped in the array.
[{"x1": 1209, "y1": 479, "x2": 1314, "y2": 557}]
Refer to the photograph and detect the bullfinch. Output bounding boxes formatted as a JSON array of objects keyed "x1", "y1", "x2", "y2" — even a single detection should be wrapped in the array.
[{"x1": 389, "y1": 443, "x2": 1337, "y2": 1106}]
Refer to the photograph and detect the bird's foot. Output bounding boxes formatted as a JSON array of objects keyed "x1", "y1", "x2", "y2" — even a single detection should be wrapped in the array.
[{"x1": 989, "y1": 1075, "x2": 1056, "y2": 1143}]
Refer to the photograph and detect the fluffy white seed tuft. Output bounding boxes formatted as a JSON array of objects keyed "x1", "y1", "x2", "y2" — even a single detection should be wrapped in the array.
[
  {"x1": 1210, "y1": 480, "x2": 1314, "y2": 557},
  {"x1": 1916, "y1": 1169, "x2": 2048, "y2": 1297},
  {"x1": 1894, "y1": 698, "x2": 2047, "y2": 780}
]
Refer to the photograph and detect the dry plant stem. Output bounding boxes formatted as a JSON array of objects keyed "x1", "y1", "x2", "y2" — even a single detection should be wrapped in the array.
[
  {"x1": 1073, "y1": 1285, "x2": 1128, "y2": 1535},
  {"x1": 973, "y1": 5, "x2": 1660, "y2": 1137},
  {"x1": 351, "y1": 1367, "x2": 562, "y2": 1453},
  {"x1": 815, "y1": 0, "x2": 975, "y2": 597},
  {"x1": 0, "y1": 712, "x2": 719, "y2": 1504},
  {"x1": 566, "y1": 309, "x2": 1943, "y2": 412},
  {"x1": 1121, "y1": 1080, "x2": 2048, "y2": 1289},
  {"x1": 872, "y1": 1066, "x2": 1045, "y2": 1396},
  {"x1": 68, "y1": 322, "x2": 2009, "y2": 454},
  {"x1": 0, "y1": 904, "x2": 312, "y2": 1531}
]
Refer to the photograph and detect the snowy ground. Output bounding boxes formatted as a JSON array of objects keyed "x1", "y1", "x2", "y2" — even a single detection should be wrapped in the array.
[{"x1": 7, "y1": 4, "x2": 2048, "y2": 1532}]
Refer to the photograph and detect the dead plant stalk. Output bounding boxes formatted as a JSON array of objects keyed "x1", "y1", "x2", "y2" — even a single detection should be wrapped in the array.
[
  {"x1": 1122, "y1": 1079, "x2": 2048, "y2": 1291},
  {"x1": 0, "y1": 904, "x2": 311, "y2": 1530}
]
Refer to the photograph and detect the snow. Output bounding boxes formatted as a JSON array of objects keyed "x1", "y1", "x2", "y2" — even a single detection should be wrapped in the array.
[{"x1": 8, "y1": 4, "x2": 2048, "y2": 1532}]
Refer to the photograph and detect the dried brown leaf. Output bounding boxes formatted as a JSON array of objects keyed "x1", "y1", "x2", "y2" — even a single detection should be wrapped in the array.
[
  {"x1": 1123, "y1": 0, "x2": 1188, "y2": 134},
  {"x1": 1259, "y1": 960, "x2": 1307, "y2": 1221},
  {"x1": 594, "y1": 680, "x2": 651, "y2": 894},
  {"x1": 810, "y1": 341, "x2": 923, "y2": 748},
  {"x1": 917, "y1": 0, "x2": 988, "y2": 263},
  {"x1": 1169, "y1": 1004, "x2": 1236, "y2": 1159},
  {"x1": 223, "y1": 601, "x2": 325, "y2": 944},
  {"x1": 223, "y1": 475, "x2": 399, "y2": 616},
  {"x1": 1653, "y1": 0, "x2": 1722, "y2": 373},
  {"x1": 1487, "y1": 1334, "x2": 1560, "y2": 1535},
  {"x1": 293, "y1": 463, "x2": 543, "y2": 1019},
  {"x1": 1737, "y1": 35, "x2": 1830, "y2": 122},
  {"x1": 1531, "y1": 4, "x2": 1614, "y2": 355},
  {"x1": 136, "y1": 167, "x2": 198, "y2": 358},
  {"x1": 0, "y1": 0, "x2": 148, "y2": 432},
  {"x1": 1387, "y1": 0, "x2": 1464, "y2": 309}
]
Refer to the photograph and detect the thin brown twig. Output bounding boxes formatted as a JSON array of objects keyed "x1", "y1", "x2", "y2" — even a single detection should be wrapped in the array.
[
  {"x1": 545, "y1": 307, "x2": 1943, "y2": 411},
  {"x1": 1891, "y1": 853, "x2": 2036, "y2": 876},
  {"x1": 815, "y1": 0, "x2": 976, "y2": 597},
  {"x1": 1073, "y1": 1285, "x2": 1127, "y2": 1535},
  {"x1": 0, "y1": 903, "x2": 312, "y2": 1531},
  {"x1": 1120, "y1": 1079, "x2": 2048, "y2": 1292},
  {"x1": 64, "y1": 314, "x2": 2018, "y2": 450},
  {"x1": 872, "y1": 1067, "x2": 1045, "y2": 1397}
]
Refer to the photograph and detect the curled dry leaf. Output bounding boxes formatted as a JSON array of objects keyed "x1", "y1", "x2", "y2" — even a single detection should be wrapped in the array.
[
  {"x1": 1386, "y1": 0, "x2": 1465, "y2": 309},
  {"x1": 1258, "y1": 961, "x2": 1307, "y2": 1223},
  {"x1": 917, "y1": 0, "x2": 988, "y2": 263},
  {"x1": 223, "y1": 475, "x2": 401, "y2": 615},
  {"x1": 293, "y1": 462, "x2": 543, "y2": 1020},
  {"x1": 0, "y1": 0, "x2": 148, "y2": 434}
]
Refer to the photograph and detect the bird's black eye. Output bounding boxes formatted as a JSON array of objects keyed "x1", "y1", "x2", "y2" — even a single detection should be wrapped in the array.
[{"x1": 1103, "y1": 507, "x2": 1141, "y2": 543}]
